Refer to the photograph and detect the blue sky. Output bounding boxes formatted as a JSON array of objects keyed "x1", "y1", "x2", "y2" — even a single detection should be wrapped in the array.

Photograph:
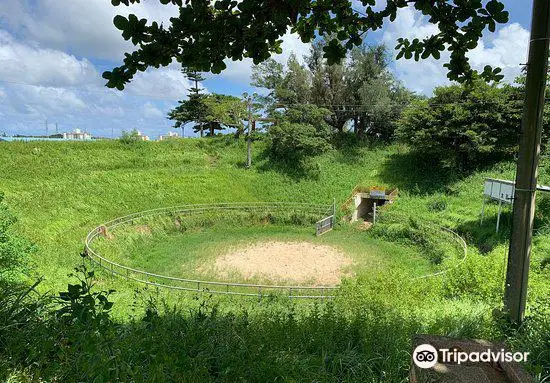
[{"x1": 0, "y1": 0, "x2": 532, "y2": 139}]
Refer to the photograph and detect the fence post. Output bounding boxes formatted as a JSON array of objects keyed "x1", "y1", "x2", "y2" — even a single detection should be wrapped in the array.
[
  {"x1": 480, "y1": 195, "x2": 487, "y2": 224},
  {"x1": 496, "y1": 198, "x2": 503, "y2": 233}
]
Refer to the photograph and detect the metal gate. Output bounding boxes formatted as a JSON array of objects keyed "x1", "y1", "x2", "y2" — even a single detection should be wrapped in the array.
[{"x1": 316, "y1": 199, "x2": 336, "y2": 236}]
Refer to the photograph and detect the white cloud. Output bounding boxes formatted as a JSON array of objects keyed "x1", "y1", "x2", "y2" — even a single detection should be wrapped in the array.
[
  {"x1": 0, "y1": 0, "x2": 179, "y2": 61},
  {"x1": 382, "y1": 7, "x2": 449, "y2": 94},
  {"x1": 4, "y1": 85, "x2": 87, "y2": 117},
  {"x1": 383, "y1": 7, "x2": 529, "y2": 95},
  {"x1": 468, "y1": 23, "x2": 529, "y2": 82},
  {"x1": 278, "y1": 31, "x2": 311, "y2": 64},
  {"x1": 126, "y1": 68, "x2": 194, "y2": 100},
  {"x1": 218, "y1": 30, "x2": 312, "y2": 84},
  {"x1": 0, "y1": 31, "x2": 100, "y2": 87},
  {"x1": 143, "y1": 102, "x2": 164, "y2": 118},
  {"x1": 0, "y1": 0, "x2": 311, "y2": 87}
]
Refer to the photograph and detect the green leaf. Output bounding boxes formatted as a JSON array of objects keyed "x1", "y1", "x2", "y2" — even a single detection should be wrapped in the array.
[
  {"x1": 113, "y1": 15, "x2": 128, "y2": 31},
  {"x1": 337, "y1": 30, "x2": 348, "y2": 41},
  {"x1": 486, "y1": 0, "x2": 505, "y2": 15},
  {"x1": 211, "y1": 61, "x2": 227, "y2": 74}
]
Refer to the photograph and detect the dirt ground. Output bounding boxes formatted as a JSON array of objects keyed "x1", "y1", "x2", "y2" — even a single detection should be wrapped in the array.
[{"x1": 200, "y1": 241, "x2": 353, "y2": 286}]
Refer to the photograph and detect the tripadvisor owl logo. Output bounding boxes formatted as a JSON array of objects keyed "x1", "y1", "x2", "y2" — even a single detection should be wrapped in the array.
[
  {"x1": 413, "y1": 344, "x2": 438, "y2": 369},
  {"x1": 413, "y1": 343, "x2": 529, "y2": 369}
]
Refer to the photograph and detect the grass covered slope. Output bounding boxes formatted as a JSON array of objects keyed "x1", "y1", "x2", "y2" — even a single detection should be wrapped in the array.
[
  {"x1": 0, "y1": 138, "x2": 411, "y2": 290},
  {"x1": 0, "y1": 137, "x2": 549, "y2": 381},
  {"x1": 0, "y1": 137, "x2": 549, "y2": 298}
]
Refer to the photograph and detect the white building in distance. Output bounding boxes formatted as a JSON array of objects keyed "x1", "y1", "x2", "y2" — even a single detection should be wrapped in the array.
[
  {"x1": 159, "y1": 131, "x2": 180, "y2": 140},
  {"x1": 136, "y1": 131, "x2": 150, "y2": 141},
  {"x1": 63, "y1": 128, "x2": 92, "y2": 140}
]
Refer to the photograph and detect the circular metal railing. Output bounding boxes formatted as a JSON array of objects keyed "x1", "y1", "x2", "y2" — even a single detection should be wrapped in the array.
[
  {"x1": 84, "y1": 202, "x2": 338, "y2": 298},
  {"x1": 83, "y1": 203, "x2": 468, "y2": 299}
]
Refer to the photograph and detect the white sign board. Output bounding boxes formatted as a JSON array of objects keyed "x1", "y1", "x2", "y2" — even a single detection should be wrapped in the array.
[
  {"x1": 370, "y1": 187, "x2": 386, "y2": 198},
  {"x1": 484, "y1": 179, "x2": 515, "y2": 204}
]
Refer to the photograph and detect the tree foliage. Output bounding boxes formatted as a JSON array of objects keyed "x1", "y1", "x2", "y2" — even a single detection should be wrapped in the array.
[
  {"x1": 104, "y1": 0, "x2": 509, "y2": 90},
  {"x1": 168, "y1": 68, "x2": 208, "y2": 136},
  {"x1": 168, "y1": 93, "x2": 246, "y2": 136},
  {"x1": 267, "y1": 104, "x2": 332, "y2": 164},
  {"x1": 253, "y1": 42, "x2": 413, "y2": 139},
  {"x1": 119, "y1": 129, "x2": 144, "y2": 144},
  {"x1": 396, "y1": 80, "x2": 522, "y2": 169}
]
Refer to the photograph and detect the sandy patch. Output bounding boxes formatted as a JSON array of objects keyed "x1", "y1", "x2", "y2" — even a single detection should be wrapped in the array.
[
  {"x1": 199, "y1": 241, "x2": 353, "y2": 285},
  {"x1": 135, "y1": 225, "x2": 152, "y2": 235}
]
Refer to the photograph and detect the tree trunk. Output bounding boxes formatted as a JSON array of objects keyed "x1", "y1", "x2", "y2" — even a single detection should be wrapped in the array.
[{"x1": 356, "y1": 116, "x2": 366, "y2": 138}]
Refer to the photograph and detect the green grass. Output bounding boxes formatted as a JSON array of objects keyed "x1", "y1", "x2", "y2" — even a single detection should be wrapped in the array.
[
  {"x1": 93, "y1": 222, "x2": 438, "y2": 283},
  {"x1": 0, "y1": 136, "x2": 548, "y2": 308},
  {"x1": 0, "y1": 137, "x2": 548, "y2": 381}
]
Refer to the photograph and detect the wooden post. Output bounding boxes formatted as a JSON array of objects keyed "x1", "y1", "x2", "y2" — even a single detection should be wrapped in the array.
[
  {"x1": 505, "y1": 0, "x2": 550, "y2": 323},
  {"x1": 246, "y1": 97, "x2": 252, "y2": 168}
]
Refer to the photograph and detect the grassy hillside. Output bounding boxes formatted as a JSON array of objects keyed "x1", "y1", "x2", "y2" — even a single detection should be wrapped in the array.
[
  {"x1": 1, "y1": 137, "x2": 548, "y2": 286},
  {"x1": 0, "y1": 137, "x2": 548, "y2": 381}
]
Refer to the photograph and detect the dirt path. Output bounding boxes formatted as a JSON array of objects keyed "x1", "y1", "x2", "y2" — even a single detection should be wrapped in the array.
[{"x1": 199, "y1": 241, "x2": 353, "y2": 285}]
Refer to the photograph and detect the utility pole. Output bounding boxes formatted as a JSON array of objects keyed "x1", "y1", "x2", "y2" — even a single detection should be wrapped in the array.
[
  {"x1": 55, "y1": 122, "x2": 58, "y2": 135},
  {"x1": 504, "y1": 0, "x2": 550, "y2": 323},
  {"x1": 246, "y1": 95, "x2": 252, "y2": 168},
  {"x1": 45, "y1": 119, "x2": 48, "y2": 137}
]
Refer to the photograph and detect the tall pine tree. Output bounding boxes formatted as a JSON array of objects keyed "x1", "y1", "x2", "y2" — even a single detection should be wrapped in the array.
[{"x1": 168, "y1": 68, "x2": 208, "y2": 137}]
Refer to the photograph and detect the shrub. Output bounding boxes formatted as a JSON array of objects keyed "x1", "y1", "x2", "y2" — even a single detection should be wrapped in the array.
[
  {"x1": 368, "y1": 217, "x2": 449, "y2": 265},
  {"x1": 396, "y1": 80, "x2": 520, "y2": 169},
  {"x1": 427, "y1": 198, "x2": 447, "y2": 212},
  {"x1": 442, "y1": 249, "x2": 504, "y2": 302},
  {"x1": 119, "y1": 129, "x2": 144, "y2": 145},
  {"x1": 0, "y1": 192, "x2": 35, "y2": 283},
  {"x1": 269, "y1": 122, "x2": 331, "y2": 161},
  {"x1": 267, "y1": 104, "x2": 333, "y2": 165}
]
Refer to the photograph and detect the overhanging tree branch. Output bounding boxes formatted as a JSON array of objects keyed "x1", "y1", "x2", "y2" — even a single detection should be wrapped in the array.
[{"x1": 104, "y1": 0, "x2": 509, "y2": 90}]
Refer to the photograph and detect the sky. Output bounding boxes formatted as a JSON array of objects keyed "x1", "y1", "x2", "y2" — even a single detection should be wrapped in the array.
[{"x1": 0, "y1": 0, "x2": 532, "y2": 139}]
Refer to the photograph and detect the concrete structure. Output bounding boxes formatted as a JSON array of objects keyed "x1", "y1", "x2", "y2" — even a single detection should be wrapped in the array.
[
  {"x1": 159, "y1": 131, "x2": 180, "y2": 140},
  {"x1": 345, "y1": 186, "x2": 397, "y2": 223},
  {"x1": 62, "y1": 128, "x2": 92, "y2": 140}
]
